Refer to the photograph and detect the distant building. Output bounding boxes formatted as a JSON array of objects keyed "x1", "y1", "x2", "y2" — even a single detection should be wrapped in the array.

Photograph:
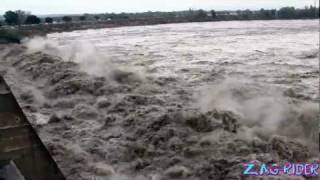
[
  {"x1": 229, "y1": 11, "x2": 239, "y2": 16},
  {"x1": 216, "y1": 11, "x2": 239, "y2": 16}
]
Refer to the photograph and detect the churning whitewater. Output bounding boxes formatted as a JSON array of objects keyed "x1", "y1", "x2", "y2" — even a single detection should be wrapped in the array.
[{"x1": 0, "y1": 20, "x2": 318, "y2": 180}]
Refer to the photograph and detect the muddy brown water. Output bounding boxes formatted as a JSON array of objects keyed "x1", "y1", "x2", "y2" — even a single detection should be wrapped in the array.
[{"x1": 0, "y1": 20, "x2": 319, "y2": 180}]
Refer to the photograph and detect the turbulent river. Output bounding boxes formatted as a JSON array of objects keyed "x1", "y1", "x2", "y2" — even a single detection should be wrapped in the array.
[{"x1": 0, "y1": 20, "x2": 319, "y2": 180}]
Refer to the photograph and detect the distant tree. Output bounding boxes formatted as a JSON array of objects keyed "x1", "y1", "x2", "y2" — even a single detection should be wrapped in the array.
[
  {"x1": 4, "y1": 11, "x2": 19, "y2": 25},
  {"x1": 195, "y1": 9, "x2": 208, "y2": 19},
  {"x1": 25, "y1": 15, "x2": 41, "y2": 24},
  {"x1": 94, "y1": 16, "x2": 100, "y2": 20},
  {"x1": 45, "y1": 17, "x2": 53, "y2": 23},
  {"x1": 270, "y1": 9, "x2": 277, "y2": 19},
  {"x1": 105, "y1": 13, "x2": 113, "y2": 20},
  {"x1": 79, "y1": 16, "x2": 86, "y2": 21},
  {"x1": 278, "y1": 7, "x2": 296, "y2": 19},
  {"x1": 119, "y1": 13, "x2": 129, "y2": 19},
  {"x1": 307, "y1": 5, "x2": 319, "y2": 18},
  {"x1": 15, "y1": 10, "x2": 29, "y2": 25},
  {"x1": 62, "y1": 16, "x2": 72, "y2": 22},
  {"x1": 240, "y1": 9, "x2": 253, "y2": 19},
  {"x1": 165, "y1": 12, "x2": 176, "y2": 19},
  {"x1": 297, "y1": 6, "x2": 310, "y2": 18},
  {"x1": 259, "y1": 9, "x2": 269, "y2": 19},
  {"x1": 210, "y1": 10, "x2": 217, "y2": 18}
]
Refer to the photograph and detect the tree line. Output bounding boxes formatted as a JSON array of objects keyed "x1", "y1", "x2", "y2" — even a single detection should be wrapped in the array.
[{"x1": 1, "y1": 6, "x2": 319, "y2": 26}]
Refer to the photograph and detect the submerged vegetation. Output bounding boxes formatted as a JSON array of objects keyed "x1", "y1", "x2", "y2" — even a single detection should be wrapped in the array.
[{"x1": 0, "y1": 28, "x2": 22, "y2": 43}]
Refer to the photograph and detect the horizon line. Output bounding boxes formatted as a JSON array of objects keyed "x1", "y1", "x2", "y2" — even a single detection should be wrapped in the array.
[{"x1": 1, "y1": 4, "x2": 318, "y2": 16}]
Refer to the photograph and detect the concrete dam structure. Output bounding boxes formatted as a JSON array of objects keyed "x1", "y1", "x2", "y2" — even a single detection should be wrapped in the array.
[{"x1": 0, "y1": 75, "x2": 65, "y2": 180}]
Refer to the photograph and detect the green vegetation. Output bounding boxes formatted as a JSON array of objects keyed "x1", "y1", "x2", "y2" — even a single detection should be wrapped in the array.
[
  {"x1": 0, "y1": 28, "x2": 22, "y2": 43},
  {"x1": 25, "y1": 15, "x2": 41, "y2": 24},
  {"x1": 79, "y1": 16, "x2": 86, "y2": 21},
  {"x1": 194, "y1": 10, "x2": 208, "y2": 20},
  {"x1": 211, "y1": 10, "x2": 217, "y2": 18},
  {"x1": 15, "y1": 10, "x2": 29, "y2": 25},
  {"x1": 99, "y1": 6, "x2": 318, "y2": 21},
  {"x1": 2, "y1": 6, "x2": 319, "y2": 27},
  {"x1": 45, "y1": 17, "x2": 53, "y2": 23},
  {"x1": 0, "y1": 6, "x2": 318, "y2": 39},
  {"x1": 4, "y1": 11, "x2": 19, "y2": 25},
  {"x1": 62, "y1": 16, "x2": 72, "y2": 22},
  {"x1": 4, "y1": 10, "x2": 41, "y2": 25},
  {"x1": 278, "y1": 6, "x2": 318, "y2": 19}
]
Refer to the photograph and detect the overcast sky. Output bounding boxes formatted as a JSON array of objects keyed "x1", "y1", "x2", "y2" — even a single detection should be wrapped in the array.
[{"x1": 1, "y1": 0, "x2": 317, "y2": 15}]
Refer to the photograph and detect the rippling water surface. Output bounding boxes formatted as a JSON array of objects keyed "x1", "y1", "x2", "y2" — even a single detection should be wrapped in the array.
[{"x1": 48, "y1": 20, "x2": 319, "y2": 98}]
